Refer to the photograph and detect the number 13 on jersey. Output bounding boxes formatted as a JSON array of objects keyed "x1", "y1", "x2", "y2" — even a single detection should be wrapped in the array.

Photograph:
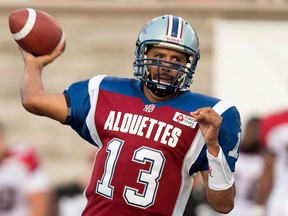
[{"x1": 96, "y1": 138, "x2": 166, "y2": 209}]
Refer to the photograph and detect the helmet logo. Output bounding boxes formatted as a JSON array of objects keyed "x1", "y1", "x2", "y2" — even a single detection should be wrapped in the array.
[{"x1": 164, "y1": 35, "x2": 184, "y2": 45}]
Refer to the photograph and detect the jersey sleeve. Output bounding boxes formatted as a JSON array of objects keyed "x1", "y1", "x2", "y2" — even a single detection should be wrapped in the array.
[
  {"x1": 64, "y1": 77, "x2": 98, "y2": 145},
  {"x1": 190, "y1": 103, "x2": 242, "y2": 174},
  {"x1": 218, "y1": 106, "x2": 242, "y2": 172}
]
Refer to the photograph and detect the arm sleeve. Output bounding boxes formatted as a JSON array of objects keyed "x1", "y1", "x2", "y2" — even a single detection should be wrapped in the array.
[
  {"x1": 217, "y1": 106, "x2": 242, "y2": 172},
  {"x1": 189, "y1": 106, "x2": 242, "y2": 174},
  {"x1": 63, "y1": 79, "x2": 96, "y2": 145}
]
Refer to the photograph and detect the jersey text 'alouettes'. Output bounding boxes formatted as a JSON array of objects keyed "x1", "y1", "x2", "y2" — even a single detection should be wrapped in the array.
[{"x1": 104, "y1": 111, "x2": 182, "y2": 147}]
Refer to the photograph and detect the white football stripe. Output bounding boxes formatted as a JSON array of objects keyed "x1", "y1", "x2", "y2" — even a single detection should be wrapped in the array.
[
  {"x1": 177, "y1": 18, "x2": 183, "y2": 38},
  {"x1": 58, "y1": 32, "x2": 66, "y2": 45},
  {"x1": 12, "y1": 8, "x2": 36, "y2": 41},
  {"x1": 166, "y1": 15, "x2": 173, "y2": 36}
]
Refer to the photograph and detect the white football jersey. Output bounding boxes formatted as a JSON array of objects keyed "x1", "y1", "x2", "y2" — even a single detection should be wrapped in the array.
[
  {"x1": 265, "y1": 122, "x2": 288, "y2": 216},
  {"x1": 0, "y1": 145, "x2": 49, "y2": 216}
]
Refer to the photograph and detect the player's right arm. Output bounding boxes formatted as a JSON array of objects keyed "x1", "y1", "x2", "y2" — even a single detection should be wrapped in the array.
[{"x1": 19, "y1": 44, "x2": 67, "y2": 124}]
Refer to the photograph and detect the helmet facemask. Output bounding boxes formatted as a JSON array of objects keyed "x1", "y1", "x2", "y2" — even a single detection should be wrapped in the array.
[{"x1": 134, "y1": 40, "x2": 198, "y2": 97}]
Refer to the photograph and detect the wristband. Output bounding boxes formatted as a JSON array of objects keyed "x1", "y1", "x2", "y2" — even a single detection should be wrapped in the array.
[
  {"x1": 207, "y1": 147, "x2": 234, "y2": 190},
  {"x1": 252, "y1": 204, "x2": 265, "y2": 216}
]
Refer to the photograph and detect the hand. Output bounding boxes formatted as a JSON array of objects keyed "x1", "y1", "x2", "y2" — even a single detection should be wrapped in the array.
[
  {"x1": 190, "y1": 107, "x2": 222, "y2": 156},
  {"x1": 19, "y1": 43, "x2": 65, "y2": 70}
]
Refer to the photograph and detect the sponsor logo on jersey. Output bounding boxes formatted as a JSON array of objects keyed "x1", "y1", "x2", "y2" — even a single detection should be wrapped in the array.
[{"x1": 172, "y1": 112, "x2": 197, "y2": 128}]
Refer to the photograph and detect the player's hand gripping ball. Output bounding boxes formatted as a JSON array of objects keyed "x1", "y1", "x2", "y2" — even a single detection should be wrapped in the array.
[{"x1": 8, "y1": 8, "x2": 65, "y2": 56}]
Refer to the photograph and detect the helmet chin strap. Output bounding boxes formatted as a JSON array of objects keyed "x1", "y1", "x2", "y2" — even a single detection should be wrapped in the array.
[{"x1": 146, "y1": 82, "x2": 177, "y2": 97}]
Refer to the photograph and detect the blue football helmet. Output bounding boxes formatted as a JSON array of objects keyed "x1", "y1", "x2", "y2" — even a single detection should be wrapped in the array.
[{"x1": 134, "y1": 14, "x2": 200, "y2": 97}]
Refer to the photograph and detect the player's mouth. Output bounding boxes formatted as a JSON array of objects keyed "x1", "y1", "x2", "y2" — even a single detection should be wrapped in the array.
[
  {"x1": 152, "y1": 77, "x2": 172, "y2": 84},
  {"x1": 153, "y1": 73, "x2": 174, "y2": 84}
]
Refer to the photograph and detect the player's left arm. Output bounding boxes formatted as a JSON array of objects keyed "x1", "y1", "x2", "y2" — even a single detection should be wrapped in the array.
[
  {"x1": 191, "y1": 106, "x2": 241, "y2": 213},
  {"x1": 201, "y1": 170, "x2": 236, "y2": 213}
]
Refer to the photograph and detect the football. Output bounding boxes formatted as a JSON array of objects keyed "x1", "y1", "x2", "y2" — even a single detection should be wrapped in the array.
[{"x1": 8, "y1": 8, "x2": 65, "y2": 56}]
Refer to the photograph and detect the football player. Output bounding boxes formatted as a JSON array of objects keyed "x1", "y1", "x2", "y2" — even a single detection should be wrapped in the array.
[
  {"x1": 0, "y1": 121, "x2": 50, "y2": 216},
  {"x1": 19, "y1": 15, "x2": 242, "y2": 215},
  {"x1": 255, "y1": 110, "x2": 288, "y2": 216},
  {"x1": 216, "y1": 117, "x2": 264, "y2": 216}
]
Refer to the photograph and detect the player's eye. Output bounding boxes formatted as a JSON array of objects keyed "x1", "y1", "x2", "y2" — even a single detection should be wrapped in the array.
[
  {"x1": 173, "y1": 57, "x2": 180, "y2": 62},
  {"x1": 154, "y1": 54, "x2": 164, "y2": 59}
]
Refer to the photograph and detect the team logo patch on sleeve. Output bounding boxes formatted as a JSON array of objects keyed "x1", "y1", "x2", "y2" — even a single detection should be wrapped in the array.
[{"x1": 173, "y1": 112, "x2": 197, "y2": 128}]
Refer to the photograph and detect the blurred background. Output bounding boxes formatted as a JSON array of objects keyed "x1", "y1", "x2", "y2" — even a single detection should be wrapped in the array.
[{"x1": 0, "y1": 0, "x2": 287, "y2": 189}]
